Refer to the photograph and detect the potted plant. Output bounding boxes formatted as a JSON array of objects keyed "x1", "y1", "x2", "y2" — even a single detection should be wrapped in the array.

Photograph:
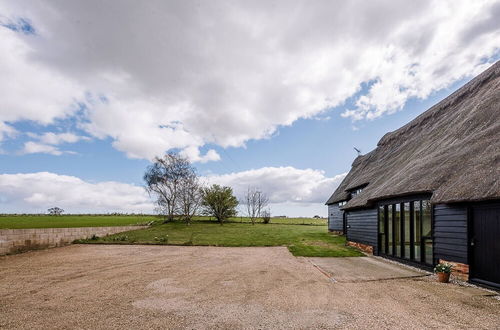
[{"x1": 434, "y1": 263, "x2": 453, "y2": 283}]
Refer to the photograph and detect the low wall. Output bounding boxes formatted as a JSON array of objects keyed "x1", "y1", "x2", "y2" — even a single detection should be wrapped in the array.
[
  {"x1": 347, "y1": 241, "x2": 373, "y2": 255},
  {"x1": 439, "y1": 259, "x2": 470, "y2": 281},
  {"x1": 0, "y1": 226, "x2": 148, "y2": 255}
]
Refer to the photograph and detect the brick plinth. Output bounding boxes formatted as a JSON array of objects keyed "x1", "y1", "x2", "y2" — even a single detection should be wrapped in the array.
[
  {"x1": 329, "y1": 230, "x2": 344, "y2": 235},
  {"x1": 347, "y1": 241, "x2": 373, "y2": 254},
  {"x1": 439, "y1": 259, "x2": 469, "y2": 281}
]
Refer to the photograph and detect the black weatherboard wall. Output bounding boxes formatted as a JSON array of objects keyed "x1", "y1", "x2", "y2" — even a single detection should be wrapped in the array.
[
  {"x1": 328, "y1": 204, "x2": 343, "y2": 232},
  {"x1": 433, "y1": 204, "x2": 468, "y2": 264},
  {"x1": 346, "y1": 208, "x2": 378, "y2": 252}
]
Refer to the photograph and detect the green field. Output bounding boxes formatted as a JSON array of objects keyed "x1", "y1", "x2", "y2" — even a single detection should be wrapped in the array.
[
  {"x1": 0, "y1": 215, "x2": 157, "y2": 229},
  {"x1": 0, "y1": 214, "x2": 326, "y2": 229},
  {"x1": 77, "y1": 221, "x2": 363, "y2": 257}
]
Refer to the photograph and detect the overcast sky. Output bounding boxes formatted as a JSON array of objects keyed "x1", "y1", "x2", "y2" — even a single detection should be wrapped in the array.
[{"x1": 0, "y1": 0, "x2": 499, "y2": 216}]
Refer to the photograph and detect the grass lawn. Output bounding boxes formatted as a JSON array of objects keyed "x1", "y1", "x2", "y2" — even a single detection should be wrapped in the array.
[
  {"x1": 0, "y1": 214, "x2": 326, "y2": 229},
  {"x1": 79, "y1": 221, "x2": 364, "y2": 257}
]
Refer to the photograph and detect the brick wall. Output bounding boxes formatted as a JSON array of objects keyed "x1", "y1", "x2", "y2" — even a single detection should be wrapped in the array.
[
  {"x1": 347, "y1": 241, "x2": 373, "y2": 254},
  {"x1": 0, "y1": 226, "x2": 148, "y2": 255},
  {"x1": 438, "y1": 259, "x2": 470, "y2": 281}
]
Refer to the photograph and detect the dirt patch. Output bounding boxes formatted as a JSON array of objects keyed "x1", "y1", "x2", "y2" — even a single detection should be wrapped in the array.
[{"x1": 0, "y1": 245, "x2": 499, "y2": 329}]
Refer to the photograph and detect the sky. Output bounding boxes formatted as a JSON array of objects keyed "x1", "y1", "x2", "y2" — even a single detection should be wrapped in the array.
[{"x1": 0, "y1": 0, "x2": 499, "y2": 216}]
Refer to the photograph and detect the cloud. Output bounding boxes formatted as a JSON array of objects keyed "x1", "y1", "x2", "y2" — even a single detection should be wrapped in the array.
[
  {"x1": 21, "y1": 141, "x2": 64, "y2": 156},
  {"x1": 0, "y1": 168, "x2": 345, "y2": 214},
  {"x1": 20, "y1": 132, "x2": 89, "y2": 155},
  {"x1": 0, "y1": 122, "x2": 17, "y2": 142},
  {"x1": 205, "y1": 167, "x2": 347, "y2": 204},
  {"x1": 0, "y1": 172, "x2": 154, "y2": 213},
  {"x1": 180, "y1": 146, "x2": 221, "y2": 164},
  {"x1": 33, "y1": 132, "x2": 90, "y2": 145},
  {"x1": 0, "y1": 1, "x2": 499, "y2": 159}
]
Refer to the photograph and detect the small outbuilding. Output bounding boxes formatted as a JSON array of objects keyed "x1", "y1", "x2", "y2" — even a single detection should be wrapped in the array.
[{"x1": 326, "y1": 61, "x2": 500, "y2": 288}]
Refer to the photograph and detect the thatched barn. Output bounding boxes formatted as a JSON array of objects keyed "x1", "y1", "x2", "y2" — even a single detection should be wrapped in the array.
[{"x1": 326, "y1": 61, "x2": 500, "y2": 288}]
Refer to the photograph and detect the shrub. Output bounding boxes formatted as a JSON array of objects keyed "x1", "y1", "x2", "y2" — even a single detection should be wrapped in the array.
[{"x1": 262, "y1": 210, "x2": 271, "y2": 224}]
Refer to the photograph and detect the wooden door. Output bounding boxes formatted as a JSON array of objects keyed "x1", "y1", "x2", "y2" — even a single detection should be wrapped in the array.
[{"x1": 471, "y1": 202, "x2": 500, "y2": 288}]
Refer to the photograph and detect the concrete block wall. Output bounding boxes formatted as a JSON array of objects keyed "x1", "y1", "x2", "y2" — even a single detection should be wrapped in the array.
[{"x1": 0, "y1": 226, "x2": 148, "y2": 255}]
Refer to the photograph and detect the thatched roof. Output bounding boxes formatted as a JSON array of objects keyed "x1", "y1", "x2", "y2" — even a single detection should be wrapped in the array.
[{"x1": 326, "y1": 61, "x2": 500, "y2": 209}]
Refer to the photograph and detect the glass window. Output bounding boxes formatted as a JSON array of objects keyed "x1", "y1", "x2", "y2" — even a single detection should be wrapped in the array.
[
  {"x1": 404, "y1": 202, "x2": 410, "y2": 259},
  {"x1": 387, "y1": 204, "x2": 393, "y2": 255},
  {"x1": 377, "y1": 199, "x2": 432, "y2": 265},
  {"x1": 413, "y1": 201, "x2": 421, "y2": 261},
  {"x1": 378, "y1": 206, "x2": 386, "y2": 254},
  {"x1": 394, "y1": 204, "x2": 401, "y2": 257},
  {"x1": 422, "y1": 200, "x2": 433, "y2": 265}
]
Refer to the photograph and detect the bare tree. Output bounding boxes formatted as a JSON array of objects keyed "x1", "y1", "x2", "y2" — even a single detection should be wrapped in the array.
[
  {"x1": 144, "y1": 153, "x2": 194, "y2": 222},
  {"x1": 178, "y1": 174, "x2": 203, "y2": 225},
  {"x1": 243, "y1": 187, "x2": 269, "y2": 225},
  {"x1": 48, "y1": 207, "x2": 64, "y2": 216}
]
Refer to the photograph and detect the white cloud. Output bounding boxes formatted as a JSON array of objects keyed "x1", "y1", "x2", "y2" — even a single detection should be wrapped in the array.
[
  {"x1": 21, "y1": 141, "x2": 64, "y2": 156},
  {"x1": 0, "y1": 1, "x2": 499, "y2": 159},
  {"x1": 0, "y1": 122, "x2": 17, "y2": 142},
  {"x1": 0, "y1": 168, "x2": 345, "y2": 215},
  {"x1": 0, "y1": 23, "x2": 84, "y2": 125},
  {"x1": 20, "y1": 132, "x2": 90, "y2": 155},
  {"x1": 0, "y1": 172, "x2": 154, "y2": 213},
  {"x1": 180, "y1": 146, "x2": 220, "y2": 164},
  {"x1": 33, "y1": 132, "x2": 90, "y2": 145},
  {"x1": 205, "y1": 167, "x2": 346, "y2": 204}
]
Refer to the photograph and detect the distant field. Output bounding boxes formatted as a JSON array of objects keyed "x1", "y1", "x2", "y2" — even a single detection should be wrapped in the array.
[
  {"x1": 0, "y1": 214, "x2": 326, "y2": 229},
  {"x1": 78, "y1": 221, "x2": 362, "y2": 257},
  {"x1": 0, "y1": 215, "x2": 157, "y2": 229}
]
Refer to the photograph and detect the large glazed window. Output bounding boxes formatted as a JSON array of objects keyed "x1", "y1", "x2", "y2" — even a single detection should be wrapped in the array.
[{"x1": 378, "y1": 198, "x2": 433, "y2": 265}]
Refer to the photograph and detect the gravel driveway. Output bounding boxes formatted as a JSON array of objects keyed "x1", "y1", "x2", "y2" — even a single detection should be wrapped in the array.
[{"x1": 1, "y1": 245, "x2": 499, "y2": 329}]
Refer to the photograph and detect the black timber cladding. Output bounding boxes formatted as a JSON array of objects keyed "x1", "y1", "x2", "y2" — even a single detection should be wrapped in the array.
[
  {"x1": 433, "y1": 204, "x2": 468, "y2": 264},
  {"x1": 346, "y1": 208, "x2": 378, "y2": 251},
  {"x1": 328, "y1": 204, "x2": 343, "y2": 231}
]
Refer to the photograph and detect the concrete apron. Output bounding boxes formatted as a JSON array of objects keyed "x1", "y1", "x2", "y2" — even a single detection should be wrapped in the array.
[{"x1": 306, "y1": 256, "x2": 430, "y2": 283}]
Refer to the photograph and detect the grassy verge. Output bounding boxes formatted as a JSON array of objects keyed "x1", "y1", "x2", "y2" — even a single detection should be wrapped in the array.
[{"x1": 77, "y1": 221, "x2": 363, "y2": 257}]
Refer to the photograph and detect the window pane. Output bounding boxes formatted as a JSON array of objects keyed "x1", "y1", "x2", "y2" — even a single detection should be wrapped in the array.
[
  {"x1": 388, "y1": 205, "x2": 393, "y2": 255},
  {"x1": 422, "y1": 200, "x2": 433, "y2": 265},
  {"x1": 379, "y1": 206, "x2": 385, "y2": 233},
  {"x1": 422, "y1": 200, "x2": 432, "y2": 237},
  {"x1": 394, "y1": 204, "x2": 401, "y2": 257},
  {"x1": 413, "y1": 201, "x2": 421, "y2": 261},
  {"x1": 404, "y1": 202, "x2": 410, "y2": 259},
  {"x1": 378, "y1": 206, "x2": 386, "y2": 254}
]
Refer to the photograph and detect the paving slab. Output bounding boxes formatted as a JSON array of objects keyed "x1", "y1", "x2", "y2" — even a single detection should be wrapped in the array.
[{"x1": 307, "y1": 256, "x2": 429, "y2": 282}]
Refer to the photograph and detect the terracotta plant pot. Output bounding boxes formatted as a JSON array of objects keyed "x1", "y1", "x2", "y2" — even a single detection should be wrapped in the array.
[{"x1": 437, "y1": 272, "x2": 450, "y2": 283}]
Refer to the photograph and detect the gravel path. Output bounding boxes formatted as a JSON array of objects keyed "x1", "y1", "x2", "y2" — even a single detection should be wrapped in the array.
[{"x1": 0, "y1": 245, "x2": 499, "y2": 329}]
